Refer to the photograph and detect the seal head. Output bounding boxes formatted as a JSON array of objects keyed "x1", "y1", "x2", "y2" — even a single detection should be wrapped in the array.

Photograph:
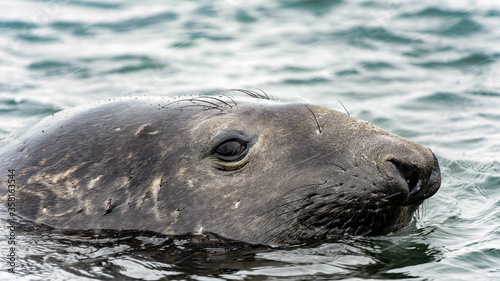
[{"x1": 0, "y1": 94, "x2": 441, "y2": 245}]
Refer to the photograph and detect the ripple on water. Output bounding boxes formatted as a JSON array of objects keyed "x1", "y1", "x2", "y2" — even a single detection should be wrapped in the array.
[
  {"x1": 334, "y1": 26, "x2": 415, "y2": 45},
  {"x1": 51, "y1": 21, "x2": 95, "y2": 36},
  {"x1": 402, "y1": 45, "x2": 454, "y2": 58},
  {"x1": 93, "y1": 11, "x2": 178, "y2": 33},
  {"x1": 401, "y1": 92, "x2": 474, "y2": 112},
  {"x1": 0, "y1": 20, "x2": 37, "y2": 30},
  {"x1": 281, "y1": 0, "x2": 343, "y2": 14},
  {"x1": 435, "y1": 18, "x2": 483, "y2": 37},
  {"x1": 361, "y1": 61, "x2": 397, "y2": 70},
  {"x1": 0, "y1": 98, "x2": 61, "y2": 117},
  {"x1": 27, "y1": 60, "x2": 90, "y2": 78},
  {"x1": 105, "y1": 55, "x2": 167, "y2": 74},
  {"x1": 401, "y1": 7, "x2": 471, "y2": 18},
  {"x1": 235, "y1": 9, "x2": 258, "y2": 23},
  {"x1": 15, "y1": 33, "x2": 60, "y2": 43},
  {"x1": 67, "y1": 0, "x2": 124, "y2": 10},
  {"x1": 416, "y1": 53, "x2": 496, "y2": 68},
  {"x1": 282, "y1": 76, "x2": 331, "y2": 85},
  {"x1": 400, "y1": 8, "x2": 482, "y2": 37}
]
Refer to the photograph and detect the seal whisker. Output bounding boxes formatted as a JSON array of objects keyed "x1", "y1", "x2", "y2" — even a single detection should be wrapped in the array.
[
  {"x1": 337, "y1": 98, "x2": 350, "y2": 116},
  {"x1": 304, "y1": 104, "x2": 323, "y2": 134},
  {"x1": 178, "y1": 104, "x2": 223, "y2": 112},
  {"x1": 353, "y1": 211, "x2": 372, "y2": 236},
  {"x1": 416, "y1": 205, "x2": 423, "y2": 220},
  {"x1": 196, "y1": 96, "x2": 233, "y2": 108},
  {"x1": 242, "y1": 206, "x2": 305, "y2": 234},
  {"x1": 368, "y1": 216, "x2": 376, "y2": 235},
  {"x1": 164, "y1": 98, "x2": 224, "y2": 109},
  {"x1": 239, "y1": 89, "x2": 265, "y2": 99},
  {"x1": 297, "y1": 152, "x2": 323, "y2": 165},
  {"x1": 222, "y1": 89, "x2": 271, "y2": 100},
  {"x1": 250, "y1": 191, "x2": 349, "y2": 234},
  {"x1": 235, "y1": 89, "x2": 260, "y2": 99},
  {"x1": 253, "y1": 88, "x2": 270, "y2": 100},
  {"x1": 314, "y1": 215, "x2": 352, "y2": 238},
  {"x1": 188, "y1": 98, "x2": 224, "y2": 108},
  {"x1": 219, "y1": 93, "x2": 238, "y2": 108},
  {"x1": 249, "y1": 200, "x2": 303, "y2": 220},
  {"x1": 284, "y1": 182, "x2": 330, "y2": 195},
  {"x1": 336, "y1": 205, "x2": 365, "y2": 233},
  {"x1": 382, "y1": 191, "x2": 402, "y2": 201},
  {"x1": 320, "y1": 162, "x2": 347, "y2": 172},
  {"x1": 219, "y1": 89, "x2": 255, "y2": 99},
  {"x1": 248, "y1": 193, "x2": 332, "y2": 222}
]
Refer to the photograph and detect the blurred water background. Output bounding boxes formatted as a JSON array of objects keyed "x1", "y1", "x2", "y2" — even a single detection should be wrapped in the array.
[{"x1": 1, "y1": 0, "x2": 499, "y2": 280}]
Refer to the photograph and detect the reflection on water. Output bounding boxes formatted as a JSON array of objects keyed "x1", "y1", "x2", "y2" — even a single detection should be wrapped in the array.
[{"x1": 0, "y1": 215, "x2": 444, "y2": 280}]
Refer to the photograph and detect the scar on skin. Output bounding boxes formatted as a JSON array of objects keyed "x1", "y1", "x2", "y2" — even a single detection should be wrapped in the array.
[
  {"x1": 164, "y1": 209, "x2": 181, "y2": 232},
  {"x1": 232, "y1": 200, "x2": 241, "y2": 209},
  {"x1": 135, "y1": 123, "x2": 159, "y2": 137},
  {"x1": 103, "y1": 199, "x2": 113, "y2": 215},
  {"x1": 52, "y1": 208, "x2": 75, "y2": 217},
  {"x1": 194, "y1": 226, "x2": 203, "y2": 235}
]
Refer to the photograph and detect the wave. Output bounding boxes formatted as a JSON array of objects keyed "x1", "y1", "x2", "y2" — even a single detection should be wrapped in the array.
[{"x1": 416, "y1": 53, "x2": 496, "y2": 68}]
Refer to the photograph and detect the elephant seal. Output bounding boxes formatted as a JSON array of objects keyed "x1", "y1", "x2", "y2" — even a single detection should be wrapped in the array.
[{"x1": 0, "y1": 91, "x2": 441, "y2": 245}]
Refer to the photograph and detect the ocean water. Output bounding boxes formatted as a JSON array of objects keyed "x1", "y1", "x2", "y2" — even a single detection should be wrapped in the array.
[{"x1": 1, "y1": 0, "x2": 499, "y2": 280}]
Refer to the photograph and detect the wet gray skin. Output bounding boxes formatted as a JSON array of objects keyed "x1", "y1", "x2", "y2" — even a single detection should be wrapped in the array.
[{"x1": 0, "y1": 93, "x2": 441, "y2": 245}]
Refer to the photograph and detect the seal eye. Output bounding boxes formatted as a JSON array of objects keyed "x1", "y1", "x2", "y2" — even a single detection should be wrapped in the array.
[{"x1": 213, "y1": 139, "x2": 248, "y2": 162}]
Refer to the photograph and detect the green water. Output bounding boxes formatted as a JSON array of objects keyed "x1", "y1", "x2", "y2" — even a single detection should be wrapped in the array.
[{"x1": 1, "y1": 0, "x2": 499, "y2": 280}]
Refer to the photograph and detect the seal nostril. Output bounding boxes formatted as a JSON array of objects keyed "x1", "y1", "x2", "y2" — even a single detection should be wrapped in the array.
[{"x1": 390, "y1": 160, "x2": 420, "y2": 195}]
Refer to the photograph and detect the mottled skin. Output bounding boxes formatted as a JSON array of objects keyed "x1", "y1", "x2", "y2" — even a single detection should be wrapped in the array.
[{"x1": 0, "y1": 94, "x2": 441, "y2": 245}]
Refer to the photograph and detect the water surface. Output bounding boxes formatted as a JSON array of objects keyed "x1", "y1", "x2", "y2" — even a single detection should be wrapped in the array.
[{"x1": 1, "y1": 0, "x2": 499, "y2": 280}]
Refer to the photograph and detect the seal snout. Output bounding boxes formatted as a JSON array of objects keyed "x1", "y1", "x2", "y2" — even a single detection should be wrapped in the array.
[{"x1": 387, "y1": 152, "x2": 441, "y2": 205}]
